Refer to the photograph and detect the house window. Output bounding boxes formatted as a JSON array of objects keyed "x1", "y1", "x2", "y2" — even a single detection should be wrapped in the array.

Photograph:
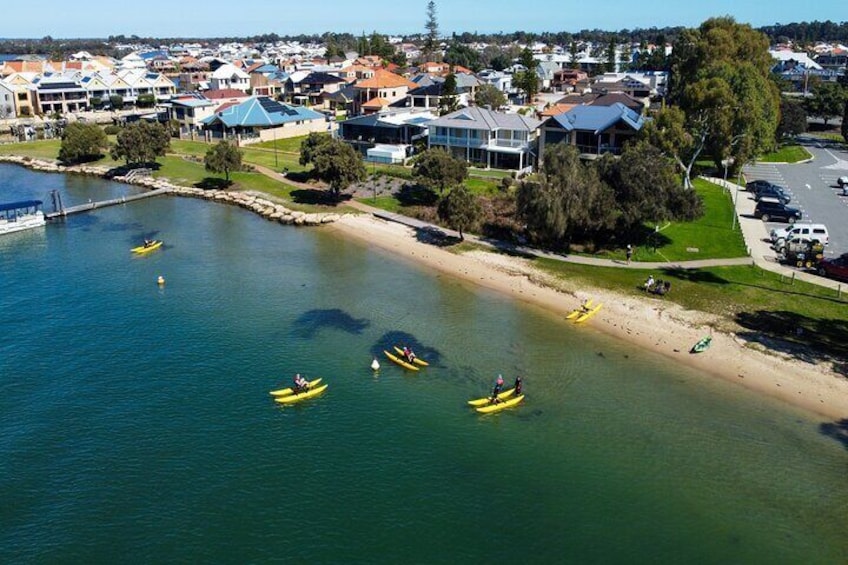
[{"x1": 18, "y1": 92, "x2": 27, "y2": 101}]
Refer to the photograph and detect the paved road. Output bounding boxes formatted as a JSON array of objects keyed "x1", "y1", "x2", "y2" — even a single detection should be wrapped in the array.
[{"x1": 743, "y1": 137, "x2": 848, "y2": 258}]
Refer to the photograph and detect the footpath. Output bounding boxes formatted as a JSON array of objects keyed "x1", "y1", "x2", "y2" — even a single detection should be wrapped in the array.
[{"x1": 254, "y1": 163, "x2": 844, "y2": 290}]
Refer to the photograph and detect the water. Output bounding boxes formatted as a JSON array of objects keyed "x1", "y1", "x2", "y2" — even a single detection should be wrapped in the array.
[{"x1": 2, "y1": 164, "x2": 847, "y2": 563}]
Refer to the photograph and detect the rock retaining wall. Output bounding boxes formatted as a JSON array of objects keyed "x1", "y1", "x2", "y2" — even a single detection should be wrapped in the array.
[{"x1": 0, "y1": 155, "x2": 344, "y2": 226}]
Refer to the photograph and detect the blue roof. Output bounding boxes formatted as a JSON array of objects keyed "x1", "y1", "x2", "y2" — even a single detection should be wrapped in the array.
[
  {"x1": 202, "y1": 96, "x2": 324, "y2": 128},
  {"x1": 0, "y1": 200, "x2": 42, "y2": 212},
  {"x1": 253, "y1": 64, "x2": 281, "y2": 74},
  {"x1": 550, "y1": 103, "x2": 643, "y2": 134}
]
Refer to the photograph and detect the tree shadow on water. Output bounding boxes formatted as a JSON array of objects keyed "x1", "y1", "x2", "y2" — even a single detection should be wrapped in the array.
[
  {"x1": 734, "y1": 310, "x2": 848, "y2": 370},
  {"x1": 291, "y1": 309, "x2": 370, "y2": 339},
  {"x1": 819, "y1": 419, "x2": 848, "y2": 450},
  {"x1": 371, "y1": 330, "x2": 441, "y2": 365}
]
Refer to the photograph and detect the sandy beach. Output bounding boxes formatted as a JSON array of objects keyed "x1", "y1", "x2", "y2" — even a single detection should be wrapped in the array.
[{"x1": 330, "y1": 213, "x2": 848, "y2": 420}]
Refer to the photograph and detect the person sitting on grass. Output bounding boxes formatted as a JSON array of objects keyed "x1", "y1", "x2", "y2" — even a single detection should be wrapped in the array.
[{"x1": 644, "y1": 275, "x2": 655, "y2": 292}]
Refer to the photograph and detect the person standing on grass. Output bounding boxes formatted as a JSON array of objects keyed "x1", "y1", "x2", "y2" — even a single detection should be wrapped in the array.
[{"x1": 626, "y1": 244, "x2": 633, "y2": 264}]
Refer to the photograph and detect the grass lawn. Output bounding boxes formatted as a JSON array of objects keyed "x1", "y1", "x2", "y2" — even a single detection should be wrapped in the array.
[
  {"x1": 758, "y1": 144, "x2": 812, "y2": 163},
  {"x1": 356, "y1": 195, "x2": 404, "y2": 213},
  {"x1": 468, "y1": 167, "x2": 513, "y2": 179},
  {"x1": 0, "y1": 140, "x2": 63, "y2": 160},
  {"x1": 532, "y1": 258, "x2": 848, "y2": 357},
  {"x1": 595, "y1": 178, "x2": 747, "y2": 262},
  {"x1": 249, "y1": 135, "x2": 308, "y2": 154},
  {"x1": 169, "y1": 139, "x2": 306, "y2": 172}
]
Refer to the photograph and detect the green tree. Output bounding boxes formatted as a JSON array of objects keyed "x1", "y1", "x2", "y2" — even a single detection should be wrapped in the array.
[
  {"x1": 299, "y1": 132, "x2": 333, "y2": 166},
  {"x1": 842, "y1": 100, "x2": 848, "y2": 143},
  {"x1": 412, "y1": 148, "x2": 468, "y2": 194},
  {"x1": 109, "y1": 94, "x2": 124, "y2": 110},
  {"x1": 474, "y1": 83, "x2": 506, "y2": 109},
  {"x1": 440, "y1": 72, "x2": 459, "y2": 115},
  {"x1": 424, "y1": 1, "x2": 439, "y2": 61},
  {"x1": 604, "y1": 37, "x2": 617, "y2": 73},
  {"x1": 204, "y1": 140, "x2": 243, "y2": 182},
  {"x1": 805, "y1": 81, "x2": 846, "y2": 127},
  {"x1": 777, "y1": 98, "x2": 807, "y2": 138},
  {"x1": 311, "y1": 139, "x2": 366, "y2": 199},
  {"x1": 137, "y1": 93, "x2": 155, "y2": 108},
  {"x1": 110, "y1": 120, "x2": 170, "y2": 165},
  {"x1": 58, "y1": 122, "x2": 108, "y2": 164},
  {"x1": 437, "y1": 184, "x2": 481, "y2": 241},
  {"x1": 596, "y1": 140, "x2": 702, "y2": 234},
  {"x1": 667, "y1": 17, "x2": 779, "y2": 169},
  {"x1": 516, "y1": 144, "x2": 612, "y2": 246},
  {"x1": 514, "y1": 47, "x2": 538, "y2": 104},
  {"x1": 569, "y1": 41, "x2": 580, "y2": 69}
]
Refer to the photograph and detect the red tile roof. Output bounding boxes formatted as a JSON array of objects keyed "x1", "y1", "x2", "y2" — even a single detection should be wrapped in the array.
[{"x1": 355, "y1": 69, "x2": 417, "y2": 90}]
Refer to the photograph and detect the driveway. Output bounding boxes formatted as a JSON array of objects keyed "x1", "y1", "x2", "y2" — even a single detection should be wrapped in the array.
[{"x1": 743, "y1": 136, "x2": 848, "y2": 258}]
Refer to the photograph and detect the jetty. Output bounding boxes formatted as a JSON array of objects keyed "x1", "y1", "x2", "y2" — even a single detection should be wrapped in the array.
[{"x1": 45, "y1": 188, "x2": 171, "y2": 219}]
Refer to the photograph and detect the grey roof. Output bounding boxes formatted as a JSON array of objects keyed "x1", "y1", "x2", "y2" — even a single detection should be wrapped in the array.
[
  {"x1": 547, "y1": 102, "x2": 643, "y2": 134},
  {"x1": 453, "y1": 72, "x2": 481, "y2": 88},
  {"x1": 427, "y1": 106, "x2": 542, "y2": 132}
]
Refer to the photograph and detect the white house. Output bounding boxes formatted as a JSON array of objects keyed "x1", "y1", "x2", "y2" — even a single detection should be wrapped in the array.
[{"x1": 209, "y1": 64, "x2": 250, "y2": 92}]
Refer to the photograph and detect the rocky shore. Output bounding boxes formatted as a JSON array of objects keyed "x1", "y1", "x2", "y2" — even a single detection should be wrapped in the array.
[{"x1": 0, "y1": 154, "x2": 344, "y2": 227}]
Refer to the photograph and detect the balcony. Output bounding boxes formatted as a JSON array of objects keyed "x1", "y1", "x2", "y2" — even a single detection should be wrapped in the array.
[
  {"x1": 429, "y1": 134, "x2": 486, "y2": 148},
  {"x1": 489, "y1": 138, "x2": 528, "y2": 149}
]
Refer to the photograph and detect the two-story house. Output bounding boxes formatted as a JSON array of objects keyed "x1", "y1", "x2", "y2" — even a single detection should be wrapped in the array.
[
  {"x1": 426, "y1": 106, "x2": 542, "y2": 170},
  {"x1": 538, "y1": 102, "x2": 644, "y2": 160},
  {"x1": 209, "y1": 63, "x2": 250, "y2": 92},
  {"x1": 353, "y1": 69, "x2": 418, "y2": 115}
]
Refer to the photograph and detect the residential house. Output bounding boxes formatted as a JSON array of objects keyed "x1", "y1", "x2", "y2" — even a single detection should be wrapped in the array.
[
  {"x1": 551, "y1": 69, "x2": 589, "y2": 92},
  {"x1": 476, "y1": 70, "x2": 513, "y2": 95},
  {"x1": 353, "y1": 69, "x2": 418, "y2": 115},
  {"x1": 426, "y1": 106, "x2": 542, "y2": 170},
  {"x1": 33, "y1": 73, "x2": 88, "y2": 114},
  {"x1": 169, "y1": 95, "x2": 216, "y2": 139},
  {"x1": 251, "y1": 70, "x2": 288, "y2": 98},
  {"x1": 0, "y1": 80, "x2": 16, "y2": 118},
  {"x1": 339, "y1": 109, "x2": 435, "y2": 146},
  {"x1": 209, "y1": 63, "x2": 250, "y2": 92},
  {"x1": 204, "y1": 88, "x2": 251, "y2": 105},
  {"x1": 538, "y1": 102, "x2": 644, "y2": 160},
  {"x1": 201, "y1": 96, "x2": 331, "y2": 145},
  {"x1": 1, "y1": 72, "x2": 38, "y2": 116},
  {"x1": 294, "y1": 71, "x2": 347, "y2": 108}
]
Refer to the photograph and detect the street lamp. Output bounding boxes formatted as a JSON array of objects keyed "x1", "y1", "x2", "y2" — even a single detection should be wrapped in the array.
[{"x1": 273, "y1": 127, "x2": 278, "y2": 169}]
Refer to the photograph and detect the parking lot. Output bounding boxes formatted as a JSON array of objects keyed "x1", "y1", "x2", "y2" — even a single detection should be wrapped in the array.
[{"x1": 743, "y1": 136, "x2": 848, "y2": 258}]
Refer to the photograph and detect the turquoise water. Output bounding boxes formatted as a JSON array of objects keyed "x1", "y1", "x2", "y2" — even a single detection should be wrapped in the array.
[{"x1": 1, "y1": 164, "x2": 847, "y2": 563}]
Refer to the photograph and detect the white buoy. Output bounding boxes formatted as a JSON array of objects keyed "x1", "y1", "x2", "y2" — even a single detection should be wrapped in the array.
[
  {"x1": 371, "y1": 358, "x2": 380, "y2": 371},
  {"x1": 157, "y1": 275, "x2": 165, "y2": 286}
]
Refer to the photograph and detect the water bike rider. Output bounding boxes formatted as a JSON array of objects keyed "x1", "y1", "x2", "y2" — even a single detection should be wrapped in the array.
[
  {"x1": 293, "y1": 373, "x2": 309, "y2": 393},
  {"x1": 491, "y1": 374, "x2": 505, "y2": 403},
  {"x1": 403, "y1": 346, "x2": 416, "y2": 363}
]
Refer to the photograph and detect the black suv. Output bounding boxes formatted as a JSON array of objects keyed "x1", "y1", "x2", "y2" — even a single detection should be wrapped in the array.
[
  {"x1": 753, "y1": 184, "x2": 791, "y2": 204},
  {"x1": 754, "y1": 199, "x2": 801, "y2": 223},
  {"x1": 746, "y1": 180, "x2": 776, "y2": 193}
]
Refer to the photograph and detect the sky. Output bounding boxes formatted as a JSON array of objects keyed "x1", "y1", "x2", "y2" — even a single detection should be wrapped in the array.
[{"x1": 4, "y1": 0, "x2": 846, "y2": 39}]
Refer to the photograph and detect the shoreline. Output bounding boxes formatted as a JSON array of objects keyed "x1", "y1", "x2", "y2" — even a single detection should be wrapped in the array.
[
  {"x1": 329, "y1": 213, "x2": 848, "y2": 420},
  {"x1": 4, "y1": 154, "x2": 847, "y2": 419}
]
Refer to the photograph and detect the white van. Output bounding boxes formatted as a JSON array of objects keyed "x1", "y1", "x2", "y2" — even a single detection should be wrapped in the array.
[{"x1": 770, "y1": 223, "x2": 829, "y2": 249}]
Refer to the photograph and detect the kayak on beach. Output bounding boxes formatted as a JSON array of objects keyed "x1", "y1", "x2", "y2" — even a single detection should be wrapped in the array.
[
  {"x1": 575, "y1": 303, "x2": 602, "y2": 323},
  {"x1": 476, "y1": 394, "x2": 525, "y2": 414},
  {"x1": 566, "y1": 299, "x2": 593, "y2": 320},
  {"x1": 269, "y1": 377, "x2": 323, "y2": 397},
  {"x1": 467, "y1": 388, "x2": 515, "y2": 407},
  {"x1": 384, "y1": 350, "x2": 419, "y2": 371},
  {"x1": 274, "y1": 383, "x2": 329, "y2": 404},
  {"x1": 392, "y1": 346, "x2": 429, "y2": 366},
  {"x1": 690, "y1": 336, "x2": 712, "y2": 353},
  {"x1": 131, "y1": 240, "x2": 162, "y2": 254}
]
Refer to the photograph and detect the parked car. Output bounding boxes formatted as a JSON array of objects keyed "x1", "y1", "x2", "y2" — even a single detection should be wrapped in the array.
[
  {"x1": 837, "y1": 176, "x2": 848, "y2": 188},
  {"x1": 753, "y1": 199, "x2": 802, "y2": 223},
  {"x1": 753, "y1": 184, "x2": 791, "y2": 204},
  {"x1": 817, "y1": 253, "x2": 848, "y2": 282},
  {"x1": 770, "y1": 223, "x2": 829, "y2": 249},
  {"x1": 746, "y1": 179, "x2": 775, "y2": 193}
]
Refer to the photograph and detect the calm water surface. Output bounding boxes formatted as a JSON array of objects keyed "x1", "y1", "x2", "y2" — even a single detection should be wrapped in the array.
[{"x1": 1, "y1": 164, "x2": 847, "y2": 563}]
